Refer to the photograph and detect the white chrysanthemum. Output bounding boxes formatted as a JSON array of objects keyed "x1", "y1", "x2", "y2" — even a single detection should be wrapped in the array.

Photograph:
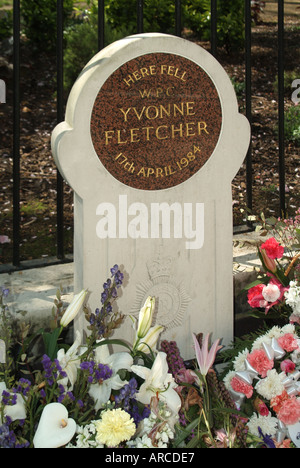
[
  {"x1": 255, "y1": 369, "x2": 285, "y2": 400},
  {"x1": 291, "y1": 340, "x2": 300, "y2": 364},
  {"x1": 247, "y1": 413, "x2": 278, "y2": 438},
  {"x1": 252, "y1": 334, "x2": 272, "y2": 351},
  {"x1": 233, "y1": 349, "x2": 249, "y2": 371},
  {"x1": 280, "y1": 323, "x2": 296, "y2": 335},
  {"x1": 285, "y1": 281, "x2": 300, "y2": 316}
]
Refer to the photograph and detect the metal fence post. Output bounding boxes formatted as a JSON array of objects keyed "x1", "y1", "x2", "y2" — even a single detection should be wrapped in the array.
[
  {"x1": 278, "y1": 0, "x2": 286, "y2": 217},
  {"x1": 13, "y1": 0, "x2": 20, "y2": 267}
]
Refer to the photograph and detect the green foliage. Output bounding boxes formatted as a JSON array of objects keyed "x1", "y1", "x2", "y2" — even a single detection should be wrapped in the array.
[
  {"x1": 21, "y1": 0, "x2": 74, "y2": 51},
  {"x1": 0, "y1": 9, "x2": 13, "y2": 40},
  {"x1": 184, "y1": 0, "x2": 245, "y2": 50},
  {"x1": 63, "y1": 13, "x2": 128, "y2": 92},
  {"x1": 105, "y1": 0, "x2": 176, "y2": 35},
  {"x1": 285, "y1": 105, "x2": 300, "y2": 146}
]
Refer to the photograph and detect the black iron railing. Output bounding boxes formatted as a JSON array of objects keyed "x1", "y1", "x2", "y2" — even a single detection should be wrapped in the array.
[{"x1": 6, "y1": 0, "x2": 288, "y2": 269}]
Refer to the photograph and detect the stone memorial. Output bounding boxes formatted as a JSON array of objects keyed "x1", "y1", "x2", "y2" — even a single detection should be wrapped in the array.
[{"x1": 51, "y1": 33, "x2": 250, "y2": 359}]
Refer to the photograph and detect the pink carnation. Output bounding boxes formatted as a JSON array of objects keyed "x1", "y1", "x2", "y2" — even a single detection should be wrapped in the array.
[
  {"x1": 280, "y1": 359, "x2": 296, "y2": 374},
  {"x1": 247, "y1": 349, "x2": 274, "y2": 378},
  {"x1": 231, "y1": 376, "x2": 253, "y2": 399},
  {"x1": 247, "y1": 276, "x2": 288, "y2": 314},
  {"x1": 247, "y1": 284, "x2": 267, "y2": 309},
  {"x1": 277, "y1": 397, "x2": 300, "y2": 426},
  {"x1": 277, "y1": 333, "x2": 299, "y2": 353},
  {"x1": 260, "y1": 237, "x2": 284, "y2": 259}
]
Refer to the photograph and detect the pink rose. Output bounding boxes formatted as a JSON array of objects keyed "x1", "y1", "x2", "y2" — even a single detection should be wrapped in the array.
[{"x1": 260, "y1": 237, "x2": 284, "y2": 259}]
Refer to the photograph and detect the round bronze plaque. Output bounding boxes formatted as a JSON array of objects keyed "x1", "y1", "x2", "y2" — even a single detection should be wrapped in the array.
[{"x1": 91, "y1": 53, "x2": 222, "y2": 190}]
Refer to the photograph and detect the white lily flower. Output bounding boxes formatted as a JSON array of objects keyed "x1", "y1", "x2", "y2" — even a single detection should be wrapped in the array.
[
  {"x1": 57, "y1": 330, "x2": 82, "y2": 391},
  {"x1": 134, "y1": 325, "x2": 164, "y2": 354},
  {"x1": 88, "y1": 341, "x2": 133, "y2": 411},
  {"x1": 131, "y1": 351, "x2": 181, "y2": 415},
  {"x1": 60, "y1": 289, "x2": 88, "y2": 328},
  {"x1": 33, "y1": 403, "x2": 76, "y2": 448},
  {"x1": 0, "y1": 382, "x2": 26, "y2": 423}
]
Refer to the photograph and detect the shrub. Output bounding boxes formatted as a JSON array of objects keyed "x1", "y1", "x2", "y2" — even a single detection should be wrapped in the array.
[
  {"x1": 105, "y1": 0, "x2": 176, "y2": 35},
  {"x1": 284, "y1": 105, "x2": 300, "y2": 146},
  {"x1": 21, "y1": 0, "x2": 74, "y2": 51},
  {"x1": 184, "y1": 0, "x2": 245, "y2": 51},
  {"x1": 63, "y1": 12, "x2": 128, "y2": 92},
  {"x1": 0, "y1": 9, "x2": 13, "y2": 40}
]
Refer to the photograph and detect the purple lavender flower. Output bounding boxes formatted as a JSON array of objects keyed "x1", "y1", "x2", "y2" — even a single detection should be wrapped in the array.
[
  {"x1": 41, "y1": 354, "x2": 67, "y2": 386},
  {"x1": 114, "y1": 378, "x2": 150, "y2": 426},
  {"x1": 80, "y1": 361, "x2": 113, "y2": 385},
  {"x1": 89, "y1": 265, "x2": 124, "y2": 338}
]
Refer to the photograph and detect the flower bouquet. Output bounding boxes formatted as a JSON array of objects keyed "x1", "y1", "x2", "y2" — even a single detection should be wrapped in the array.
[
  {"x1": 220, "y1": 209, "x2": 300, "y2": 448},
  {"x1": 223, "y1": 323, "x2": 300, "y2": 448},
  {"x1": 0, "y1": 265, "x2": 247, "y2": 449},
  {"x1": 245, "y1": 209, "x2": 300, "y2": 323}
]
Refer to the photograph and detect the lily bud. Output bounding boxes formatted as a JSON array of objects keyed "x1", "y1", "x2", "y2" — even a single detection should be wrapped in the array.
[
  {"x1": 260, "y1": 247, "x2": 277, "y2": 273},
  {"x1": 60, "y1": 289, "x2": 88, "y2": 328},
  {"x1": 135, "y1": 325, "x2": 164, "y2": 354},
  {"x1": 136, "y1": 296, "x2": 155, "y2": 339}
]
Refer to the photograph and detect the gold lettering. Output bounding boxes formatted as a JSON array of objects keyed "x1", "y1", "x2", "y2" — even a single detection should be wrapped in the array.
[
  {"x1": 156, "y1": 125, "x2": 169, "y2": 140},
  {"x1": 119, "y1": 107, "x2": 132, "y2": 122},
  {"x1": 147, "y1": 167, "x2": 155, "y2": 177},
  {"x1": 160, "y1": 64, "x2": 167, "y2": 75},
  {"x1": 105, "y1": 130, "x2": 114, "y2": 145},
  {"x1": 123, "y1": 75, "x2": 134, "y2": 87},
  {"x1": 142, "y1": 126, "x2": 154, "y2": 141},
  {"x1": 186, "y1": 102, "x2": 195, "y2": 116},
  {"x1": 198, "y1": 121, "x2": 209, "y2": 135},
  {"x1": 186, "y1": 122, "x2": 196, "y2": 137},
  {"x1": 133, "y1": 107, "x2": 146, "y2": 121},
  {"x1": 130, "y1": 128, "x2": 140, "y2": 143},
  {"x1": 173, "y1": 103, "x2": 184, "y2": 117},
  {"x1": 149, "y1": 65, "x2": 156, "y2": 75},
  {"x1": 138, "y1": 89, "x2": 151, "y2": 99},
  {"x1": 140, "y1": 67, "x2": 149, "y2": 78},
  {"x1": 133, "y1": 71, "x2": 141, "y2": 81},
  {"x1": 156, "y1": 167, "x2": 164, "y2": 178},
  {"x1": 180, "y1": 71, "x2": 187, "y2": 82},
  {"x1": 117, "y1": 130, "x2": 127, "y2": 144},
  {"x1": 159, "y1": 104, "x2": 171, "y2": 118},
  {"x1": 171, "y1": 124, "x2": 183, "y2": 138},
  {"x1": 137, "y1": 167, "x2": 146, "y2": 177},
  {"x1": 145, "y1": 105, "x2": 159, "y2": 120}
]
